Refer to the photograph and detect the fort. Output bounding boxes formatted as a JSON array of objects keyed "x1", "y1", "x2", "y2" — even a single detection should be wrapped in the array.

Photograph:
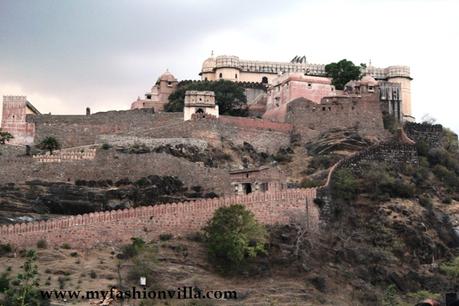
[{"x1": 0, "y1": 53, "x2": 430, "y2": 251}]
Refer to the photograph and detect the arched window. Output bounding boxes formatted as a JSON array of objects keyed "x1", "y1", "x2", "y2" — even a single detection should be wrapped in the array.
[
  {"x1": 195, "y1": 108, "x2": 204, "y2": 114},
  {"x1": 219, "y1": 73, "x2": 223, "y2": 78},
  {"x1": 262, "y1": 76, "x2": 268, "y2": 84}
]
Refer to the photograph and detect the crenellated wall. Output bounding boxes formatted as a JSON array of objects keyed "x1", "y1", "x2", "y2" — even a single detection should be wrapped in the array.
[
  {"x1": 0, "y1": 188, "x2": 318, "y2": 250},
  {"x1": 404, "y1": 122, "x2": 443, "y2": 148}
]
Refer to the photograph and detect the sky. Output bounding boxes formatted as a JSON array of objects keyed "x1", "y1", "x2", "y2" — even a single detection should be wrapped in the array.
[{"x1": 0, "y1": 0, "x2": 458, "y2": 133}]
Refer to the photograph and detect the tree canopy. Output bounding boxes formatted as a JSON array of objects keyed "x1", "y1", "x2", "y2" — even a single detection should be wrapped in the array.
[
  {"x1": 325, "y1": 59, "x2": 364, "y2": 90},
  {"x1": 38, "y1": 136, "x2": 60, "y2": 154},
  {"x1": 0, "y1": 129, "x2": 14, "y2": 145},
  {"x1": 164, "y1": 80, "x2": 248, "y2": 116},
  {"x1": 203, "y1": 204, "x2": 268, "y2": 273}
]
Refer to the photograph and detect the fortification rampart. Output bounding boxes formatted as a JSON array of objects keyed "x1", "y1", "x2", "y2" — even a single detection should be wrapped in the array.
[
  {"x1": 0, "y1": 188, "x2": 318, "y2": 249},
  {"x1": 30, "y1": 111, "x2": 183, "y2": 148},
  {"x1": 33, "y1": 147, "x2": 97, "y2": 163},
  {"x1": 404, "y1": 122, "x2": 443, "y2": 148},
  {"x1": 317, "y1": 131, "x2": 418, "y2": 221},
  {"x1": 284, "y1": 96, "x2": 386, "y2": 143},
  {"x1": 218, "y1": 116, "x2": 292, "y2": 133}
]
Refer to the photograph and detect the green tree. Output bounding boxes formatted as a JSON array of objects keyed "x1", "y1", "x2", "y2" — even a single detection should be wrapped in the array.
[
  {"x1": 165, "y1": 80, "x2": 248, "y2": 116},
  {"x1": 3, "y1": 250, "x2": 49, "y2": 306},
  {"x1": 325, "y1": 59, "x2": 363, "y2": 90},
  {"x1": 38, "y1": 136, "x2": 60, "y2": 155},
  {"x1": 331, "y1": 168, "x2": 358, "y2": 202},
  {"x1": 203, "y1": 204, "x2": 268, "y2": 273},
  {"x1": 0, "y1": 129, "x2": 14, "y2": 145}
]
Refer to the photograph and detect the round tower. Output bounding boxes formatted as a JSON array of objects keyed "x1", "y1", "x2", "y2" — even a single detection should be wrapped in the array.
[{"x1": 385, "y1": 66, "x2": 412, "y2": 120}]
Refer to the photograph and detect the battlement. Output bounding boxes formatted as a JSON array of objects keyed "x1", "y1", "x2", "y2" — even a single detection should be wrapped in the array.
[
  {"x1": 0, "y1": 188, "x2": 318, "y2": 249},
  {"x1": 33, "y1": 147, "x2": 97, "y2": 163}
]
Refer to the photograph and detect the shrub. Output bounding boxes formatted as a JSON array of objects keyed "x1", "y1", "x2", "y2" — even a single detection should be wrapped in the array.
[
  {"x1": 432, "y1": 165, "x2": 459, "y2": 189},
  {"x1": 300, "y1": 178, "x2": 322, "y2": 188},
  {"x1": 61, "y1": 243, "x2": 71, "y2": 250},
  {"x1": 37, "y1": 136, "x2": 60, "y2": 155},
  {"x1": 0, "y1": 273, "x2": 9, "y2": 293},
  {"x1": 101, "y1": 143, "x2": 112, "y2": 150},
  {"x1": 120, "y1": 237, "x2": 146, "y2": 259},
  {"x1": 203, "y1": 204, "x2": 268, "y2": 274},
  {"x1": 307, "y1": 154, "x2": 341, "y2": 174},
  {"x1": 440, "y1": 256, "x2": 459, "y2": 279},
  {"x1": 159, "y1": 234, "x2": 173, "y2": 241},
  {"x1": 331, "y1": 169, "x2": 358, "y2": 202},
  {"x1": 442, "y1": 196, "x2": 452, "y2": 204},
  {"x1": 36, "y1": 239, "x2": 48, "y2": 249},
  {"x1": 382, "y1": 284, "x2": 398, "y2": 306},
  {"x1": 415, "y1": 140, "x2": 430, "y2": 157},
  {"x1": 127, "y1": 244, "x2": 157, "y2": 282},
  {"x1": 57, "y1": 276, "x2": 66, "y2": 289},
  {"x1": 3, "y1": 250, "x2": 50, "y2": 305},
  {"x1": 70, "y1": 252, "x2": 79, "y2": 257},
  {"x1": 407, "y1": 290, "x2": 441, "y2": 303},
  {"x1": 309, "y1": 276, "x2": 326, "y2": 292},
  {"x1": 360, "y1": 163, "x2": 415, "y2": 199},
  {"x1": 419, "y1": 196, "x2": 433, "y2": 209},
  {"x1": 0, "y1": 243, "x2": 12, "y2": 256}
]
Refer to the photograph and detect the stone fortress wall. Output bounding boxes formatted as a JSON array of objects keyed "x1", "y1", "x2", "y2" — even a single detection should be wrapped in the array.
[
  {"x1": 0, "y1": 188, "x2": 318, "y2": 250},
  {"x1": 30, "y1": 110, "x2": 182, "y2": 148},
  {"x1": 404, "y1": 122, "x2": 443, "y2": 147},
  {"x1": 316, "y1": 128, "x2": 427, "y2": 221},
  {"x1": 0, "y1": 149, "x2": 234, "y2": 195},
  {"x1": 285, "y1": 95, "x2": 386, "y2": 142},
  {"x1": 33, "y1": 147, "x2": 97, "y2": 163}
]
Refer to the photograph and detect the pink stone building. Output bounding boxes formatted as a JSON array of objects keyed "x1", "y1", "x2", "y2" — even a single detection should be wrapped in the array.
[
  {"x1": 1, "y1": 96, "x2": 40, "y2": 145},
  {"x1": 131, "y1": 70, "x2": 178, "y2": 112},
  {"x1": 263, "y1": 73, "x2": 336, "y2": 122}
]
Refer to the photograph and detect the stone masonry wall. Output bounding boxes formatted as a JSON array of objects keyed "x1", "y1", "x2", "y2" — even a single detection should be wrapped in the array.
[
  {"x1": 31, "y1": 110, "x2": 183, "y2": 148},
  {"x1": 31, "y1": 110, "x2": 290, "y2": 154},
  {"x1": 286, "y1": 95, "x2": 386, "y2": 143},
  {"x1": 317, "y1": 137, "x2": 418, "y2": 222},
  {"x1": 0, "y1": 188, "x2": 318, "y2": 250},
  {"x1": 0, "y1": 150, "x2": 233, "y2": 195},
  {"x1": 404, "y1": 122, "x2": 443, "y2": 148},
  {"x1": 131, "y1": 117, "x2": 291, "y2": 154}
]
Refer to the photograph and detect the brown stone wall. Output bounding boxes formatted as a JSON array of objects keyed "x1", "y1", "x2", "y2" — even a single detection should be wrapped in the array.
[
  {"x1": 286, "y1": 96, "x2": 385, "y2": 143},
  {"x1": 0, "y1": 188, "x2": 318, "y2": 250},
  {"x1": 31, "y1": 110, "x2": 183, "y2": 148},
  {"x1": 0, "y1": 150, "x2": 233, "y2": 195}
]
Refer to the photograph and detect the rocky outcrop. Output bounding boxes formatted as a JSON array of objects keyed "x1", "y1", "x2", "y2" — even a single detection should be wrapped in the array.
[{"x1": 0, "y1": 175, "x2": 217, "y2": 225}]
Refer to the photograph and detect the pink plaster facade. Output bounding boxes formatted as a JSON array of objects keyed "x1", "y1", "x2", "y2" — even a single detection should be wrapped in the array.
[
  {"x1": 1, "y1": 96, "x2": 39, "y2": 145},
  {"x1": 263, "y1": 73, "x2": 336, "y2": 122},
  {"x1": 131, "y1": 71, "x2": 178, "y2": 112}
]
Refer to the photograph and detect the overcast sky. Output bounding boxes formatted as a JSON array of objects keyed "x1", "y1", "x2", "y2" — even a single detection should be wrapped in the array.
[{"x1": 0, "y1": 0, "x2": 458, "y2": 133}]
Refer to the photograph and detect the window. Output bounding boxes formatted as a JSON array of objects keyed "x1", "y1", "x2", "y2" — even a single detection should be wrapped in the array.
[
  {"x1": 235, "y1": 74, "x2": 238, "y2": 79},
  {"x1": 204, "y1": 77, "x2": 208, "y2": 81},
  {"x1": 219, "y1": 73, "x2": 223, "y2": 78},
  {"x1": 167, "y1": 81, "x2": 172, "y2": 87},
  {"x1": 262, "y1": 76, "x2": 268, "y2": 84},
  {"x1": 322, "y1": 107, "x2": 326, "y2": 111},
  {"x1": 307, "y1": 83, "x2": 312, "y2": 88}
]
